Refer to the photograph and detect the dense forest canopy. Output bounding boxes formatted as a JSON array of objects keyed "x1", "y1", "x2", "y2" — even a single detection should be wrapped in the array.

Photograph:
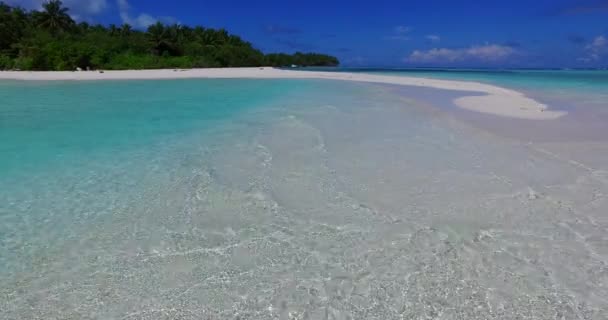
[{"x1": 0, "y1": 1, "x2": 339, "y2": 70}]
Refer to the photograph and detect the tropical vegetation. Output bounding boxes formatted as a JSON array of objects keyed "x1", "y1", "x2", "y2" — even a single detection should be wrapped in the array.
[{"x1": 0, "y1": 1, "x2": 339, "y2": 71}]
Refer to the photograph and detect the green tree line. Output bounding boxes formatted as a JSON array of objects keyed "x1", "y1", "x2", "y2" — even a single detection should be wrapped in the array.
[{"x1": 0, "y1": 1, "x2": 339, "y2": 70}]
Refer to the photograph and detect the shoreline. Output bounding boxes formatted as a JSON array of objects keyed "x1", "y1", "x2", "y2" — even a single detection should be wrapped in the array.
[{"x1": 0, "y1": 67, "x2": 566, "y2": 120}]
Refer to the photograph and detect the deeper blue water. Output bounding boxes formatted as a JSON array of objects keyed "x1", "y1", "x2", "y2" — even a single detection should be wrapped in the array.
[
  {"x1": 1, "y1": 75, "x2": 607, "y2": 319},
  {"x1": 312, "y1": 68, "x2": 608, "y2": 107},
  {"x1": 355, "y1": 69, "x2": 608, "y2": 91}
]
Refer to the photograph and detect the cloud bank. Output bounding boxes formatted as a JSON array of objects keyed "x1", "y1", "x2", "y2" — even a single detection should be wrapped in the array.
[
  {"x1": 386, "y1": 25, "x2": 411, "y2": 41},
  {"x1": 579, "y1": 35, "x2": 607, "y2": 62},
  {"x1": 4, "y1": 0, "x2": 167, "y2": 27},
  {"x1": 116, "y1": 0, "x2": 159, "y2": 29},
  {"x1": 4, "y1": 0, "x2": 108, "y2": 20},
  {"x1": 425, "y1": 35, "x2": 441, "y2": 43},
  {"x1": 407, "y1": 44, "x2": 516, "y2": 63}
]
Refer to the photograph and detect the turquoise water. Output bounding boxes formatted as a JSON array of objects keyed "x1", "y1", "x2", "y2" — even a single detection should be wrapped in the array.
[
  {"x1": 0, "y1": 78, "x2": 326, "y2": 270},
  {"x1": 0, "y1": 79, "x2": 300, "y2": 180},
  {"x1": 1, "y1": 77, "x2": 607, "y2": 318}
]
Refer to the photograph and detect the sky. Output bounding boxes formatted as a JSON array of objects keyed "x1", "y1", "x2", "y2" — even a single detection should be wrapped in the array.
[{"x1": 5, "y1": 0, "x2": 608, "y2": 68}]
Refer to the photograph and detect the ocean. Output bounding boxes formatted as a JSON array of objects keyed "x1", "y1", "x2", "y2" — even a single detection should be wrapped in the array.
[
  {"x1": 1, "y1": 72, "x2": 607, "y2": 319},
  {"x1": 308, "y1": 68, "x2": 608, "y2": 109}
]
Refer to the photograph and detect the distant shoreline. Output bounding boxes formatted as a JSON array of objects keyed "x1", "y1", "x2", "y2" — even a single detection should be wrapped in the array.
[{"x1": 0, "y1": 67, "x2": 565, "y2": 120}]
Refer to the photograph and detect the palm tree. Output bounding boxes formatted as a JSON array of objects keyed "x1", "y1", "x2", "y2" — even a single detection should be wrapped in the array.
[
  {"x1": 90, "y1": 24, "x2": 106, "y2": 33},
  {"x1": 228, "y1": 35, "x2": 245, "y2": 46},
  {"x1": 0, "y1": 2, "x2": 11, "y2": 14},
  {"x1": 108, "y1": 24, "x2": 118, "y2": 36},
  {"x1": 0, "y1": 5, "x2": 29, "y2": 54},
  {"x1": 167, "y1": 24, "x2": 182, "y2": 40},
  {"x1": 167, "y1": 24, "x2": 185, "y2": 53},
  {"x1": 193, "y1": 26, "x2": 206, "y2": 36},
  {"x1": 216, "y1": 28, "x2": 229, "y2": 45},
  {"x1": 120, "y1": 23, "x2": 132, "y2": 37},
  {"x1": 78, "y1": 22, "x2": 90, "y2": 31},
  {"x1": 147, "y1": 22, "x2": 171, "y2": 55},
  {"x1": 193, "y1": 26, "x2": 211, "y2": 47},
  {"x1": 36, "y1": 0, "x2": 74, "y2": 34},
  {"x1": 199, "y1": 29, "x2": 221, "y2": 49},
  {"x1": 180, "y1": 25, "x2": 193, "y2": 40}
]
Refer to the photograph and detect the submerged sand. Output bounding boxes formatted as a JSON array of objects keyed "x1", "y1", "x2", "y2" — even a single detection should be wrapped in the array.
[
  {"x1": 1, "y1": 72, "x2": 606, "y2": 319},
  {"x1": 0, "y1": 67, "x2": 566, "y2": 120}
]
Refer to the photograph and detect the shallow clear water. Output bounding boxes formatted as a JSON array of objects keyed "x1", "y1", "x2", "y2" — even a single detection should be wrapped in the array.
[
  {"x1": 1, "y1": 78, "x2": 607, "y2": 319},
  {"x1": 0, "y1": 79, "x2": 300, "y2": 180}
]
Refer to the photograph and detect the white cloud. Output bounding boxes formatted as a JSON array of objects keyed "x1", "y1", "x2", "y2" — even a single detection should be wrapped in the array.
[
  {"x1": 117, "y1": 0, "x2": 177, "y2": 29},
  {"x1": 426, "y1": 34, "x2": 441, "y2": 43},
  {"x1": 590, "y1": 35, "x2": 607, "y2": 47},
  {"x1": 132, "y1": 13, "x2": 157, "y2": 28},
  {"x1": 407, "y1": 44, "x2": 516, "y2": 63},
  {"x1": 394, "y1": 25, "x2": 411, "y2": 34},
  {"x1": 409, "y1": 48, "x2": 459, "y2": 62},
  {"x1": 116, "y1": 0, "x2": 131, "y2": 22},
  {"x1": 466, "y1": 44, "x2": 516, "y2": 60},
  {"x1": 6, "y1": 0, "x2": 176, "y2": 26},
  {"x1": 79, "y1": 0, "x2": 107, "y2": 14},
  {"x1": 385, "y1": 25, "x2": 412, "y2": 41},
  {"x1": 4, "y1": 0, "x2": 107, "y2": 20},
  {"x1": 580, "y1": 35, "x2": 607, "y2": 62},
  {"x1": 117, "y1": 0, "x2": 156, "y2": 28}
]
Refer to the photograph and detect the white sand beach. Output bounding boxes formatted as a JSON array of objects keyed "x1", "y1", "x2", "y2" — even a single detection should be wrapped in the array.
[{"x1": 0, "y1": 68, "x2": 566, "y2": 120}]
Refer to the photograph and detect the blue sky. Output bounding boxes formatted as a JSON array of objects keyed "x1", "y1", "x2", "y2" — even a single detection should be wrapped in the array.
[{"x1": 7, "y1": 0, "x2": 608, "y2": 67}]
